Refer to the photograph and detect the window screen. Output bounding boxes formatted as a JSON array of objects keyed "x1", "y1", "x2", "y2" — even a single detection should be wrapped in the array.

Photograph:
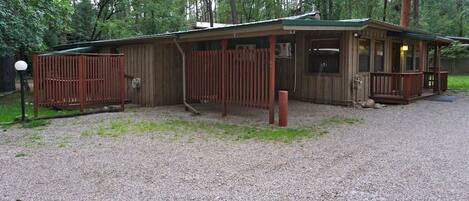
[
  {"x1": 406, "y1": 45, "x2": 414, "y2": 71},
  {"x1": 307, "y1": 38, "x2": 340, "y2": 73},
  {"x1": 374, "y1": 40, "x2": 385, "y2": 72},
  {"x1": 359, "y1": 39, "x2": 370, "y2": 72}
]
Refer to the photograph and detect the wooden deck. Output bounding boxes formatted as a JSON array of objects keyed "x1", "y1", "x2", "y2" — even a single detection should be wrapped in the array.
[
  {"x1": 370, "y1": 72, "x2": 447, "y2": 104},
  {"x1": 372, "y1": 89, "x2": 435, "y2": 104}
]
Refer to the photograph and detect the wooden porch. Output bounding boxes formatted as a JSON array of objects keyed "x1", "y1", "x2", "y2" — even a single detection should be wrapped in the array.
[{"x1": 370, "y1": 71, "x2": 448, "y2": 104}]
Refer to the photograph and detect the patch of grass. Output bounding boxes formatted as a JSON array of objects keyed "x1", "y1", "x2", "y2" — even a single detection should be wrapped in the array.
[
  {"x1": 448, "y1": 75, "x2": 469, "y2": 90},
  {"x1": 321, "y1": 116, "x2": 363, "y2": 126},
  {"x1": 82, "y1": 118, "x2": 326, "y2": 143},
  {"x1": 15, "y1": 152, "x2": 27, "y2": 157},
  {"x1": 0, "y1": 91, "x2": 79, "y2": 123},
  {"x1": 25, "y1": 132, "x2": 43, "y2": 143},
  {"x1": 21, "y1": 120, "x2": 49, "y2": 128}
]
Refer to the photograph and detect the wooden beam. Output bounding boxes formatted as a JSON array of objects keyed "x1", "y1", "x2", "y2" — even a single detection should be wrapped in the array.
[
  {"x1": 268, "y1": 35, "x2": 276, "y2": 124},
  {"x1": 221, "y1": 39, "x2": 228, "y2": 116}
]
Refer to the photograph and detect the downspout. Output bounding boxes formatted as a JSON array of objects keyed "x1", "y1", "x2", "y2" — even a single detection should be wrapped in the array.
[{"x1": 173, "y1": 38, "x2": 200, "y2": 115}]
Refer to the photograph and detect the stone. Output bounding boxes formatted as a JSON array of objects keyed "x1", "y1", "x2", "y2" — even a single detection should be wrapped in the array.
[
  {"x1": 361, "y1": 99, "x2": 375, "y2": 108},
  {"x1": 374, "y1": 103, "x2": 385, "y2": 109}
]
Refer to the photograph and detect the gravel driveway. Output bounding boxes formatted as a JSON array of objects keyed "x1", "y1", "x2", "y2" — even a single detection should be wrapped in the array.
[{"x1": 1, "y1": 95, "x2": 469, "y2": 200}]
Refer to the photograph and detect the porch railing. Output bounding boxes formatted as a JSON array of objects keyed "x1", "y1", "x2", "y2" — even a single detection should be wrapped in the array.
[
  {"x1": 423, "y1": 71, "x2": 448, "y2": 92},
  {"x1": 33, "y1": 53, "x2": 125, "y2": 116},
  {"x1": 370, "y1": 72, "x2": 423, "y2": 101}
]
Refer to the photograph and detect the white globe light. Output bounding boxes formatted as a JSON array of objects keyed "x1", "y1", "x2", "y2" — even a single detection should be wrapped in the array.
[{"x1": 15, "y1": 60, "x2": 28, "y2": 71}]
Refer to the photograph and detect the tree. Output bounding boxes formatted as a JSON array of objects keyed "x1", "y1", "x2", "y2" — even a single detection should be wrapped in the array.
[{"x1": 230, "y1": 0, "x2": 238, "y2": 24}]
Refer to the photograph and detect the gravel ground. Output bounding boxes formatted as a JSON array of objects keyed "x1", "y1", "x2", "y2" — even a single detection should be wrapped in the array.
[{"x1": 1, "y1": 95, "x2": 469, "y2": 201}]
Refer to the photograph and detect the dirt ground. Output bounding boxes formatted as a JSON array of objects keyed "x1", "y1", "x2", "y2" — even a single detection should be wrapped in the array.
[{"x1": 1, "y1": 95, "x2": 469, "y2": 200}]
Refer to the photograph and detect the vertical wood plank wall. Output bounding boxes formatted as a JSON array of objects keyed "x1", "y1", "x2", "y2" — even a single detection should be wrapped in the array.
[
  {"x1": 101, "y1": 43, "x2": 183, "y2": 107},
  {"x1": 153, "y1": 43, "x2": 183, "y2": 105},
  {"x1": 280, "y1": 31, "x2": 348, "y2": 105},
  {"x1": 117, "y1": 44, "x2": 155, "y2": 106}
]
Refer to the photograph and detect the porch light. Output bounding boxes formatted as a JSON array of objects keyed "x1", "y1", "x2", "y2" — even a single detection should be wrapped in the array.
[
  {"x1": 14, "y1": 60, "x2": 28, "y2": 122},
  {"x1": 401, "y1": 44, "x2": 409, "y2": 51}
]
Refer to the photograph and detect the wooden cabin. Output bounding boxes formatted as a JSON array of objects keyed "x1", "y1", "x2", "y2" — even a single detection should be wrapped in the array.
[{"x1": 55, "y1": 13, "x2": 451, "y2": 123}]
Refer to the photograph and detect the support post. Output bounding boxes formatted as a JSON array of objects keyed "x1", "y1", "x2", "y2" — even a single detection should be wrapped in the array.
[
  {"x1": 32, "y1": 54, "x2": 39, "y2": 118},
  {"x1": 119, "y1": 55, "x2": 125, "y2": 111},
  {"x1": 268, "y1": 35, "x2": 276, "y2": 124},
  {"x1": 221, "y1": 39, "x2": 228, "y2": 116},
  {"x1": 78, "y1": 55, "x2": 85, "y2": 112},
  {"x1": 19, "y1": 71, "x2": 26, "y2": 121},
  {"x1": 433, "y1": 43, "x2": 441, "y2": 94},
  {"x1": 278, "y1": 91, "x2": 288, "y2": 127}
]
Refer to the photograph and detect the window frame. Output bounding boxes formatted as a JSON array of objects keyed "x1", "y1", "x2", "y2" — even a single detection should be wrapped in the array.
[
  {"x1": 358, "y1": 38, "x2": 371, "y2": 73},
  {"x1": 305, "y1": 36, "x2": 342, "y2": 75},
  {"x1": 373, "y1": 40, "x2": 386, "y2": 72}
]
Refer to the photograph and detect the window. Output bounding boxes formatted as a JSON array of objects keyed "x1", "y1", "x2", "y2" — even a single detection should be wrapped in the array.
[
  {"x1": 307, "y1": 38, "x2": 340, "y2": 73},
  {"x1": 406, "y1": 45, "x2": 414, "y2": 71},
  {"x1": 359, "y1": 39, "x2": 370, "y2": 72},
  {"x1": 374, "y1": 40, "x2": 385, "y2": 72},
  {"x1": 415, "y1": 46, "x2": 420, "y2": 71}
]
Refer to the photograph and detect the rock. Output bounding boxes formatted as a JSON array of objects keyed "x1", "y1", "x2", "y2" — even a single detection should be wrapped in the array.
[
  {"x1": 361, "y1": 99, "x2": 375, "y2": 108},
  {"x1": 374, "y1": 103, "x2": 385, "y2": 109}
]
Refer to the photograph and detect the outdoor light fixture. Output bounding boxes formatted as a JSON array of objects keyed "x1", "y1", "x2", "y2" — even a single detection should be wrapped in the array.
[
  {"x1": 353, "y1": 32, "x2": 362, "y2": 38},
  {"x1": 15, "y1": 60, "x2": 28, "y2": 121},
  {"x1": 401, "y1": 44, "x2": 409, "y2": 51}
]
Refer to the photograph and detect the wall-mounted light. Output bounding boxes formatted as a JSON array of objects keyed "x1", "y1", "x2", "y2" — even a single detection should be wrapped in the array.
[
  {"x1": 353, "y1": 32, "x2": 362, "y2": 38},
  {"x1": 401, "y1": 44, "x2": 409, "y2": 51}
]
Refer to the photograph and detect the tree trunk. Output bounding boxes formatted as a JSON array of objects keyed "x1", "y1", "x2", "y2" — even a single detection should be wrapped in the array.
[
  {"x1": 0, "y1": 55, "x2": 16, "y2": 92},
  {"x1": 456, "y1": 0, "x2": 464, "y2": 36},
  {"x1": 383, "y1": 0, "x2": 387, "y2": 21},
  {"x1": 413, "y1": 0, "x2": 419, "y2": 27},
  {"x1": 400, "y1": 0, "x2": 410, "y2": 27},
  {"x1": 230, "y1": 0, "x2": 238, "y2": 24}
]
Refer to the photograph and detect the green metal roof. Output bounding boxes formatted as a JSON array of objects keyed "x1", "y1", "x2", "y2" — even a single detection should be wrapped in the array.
[{"x1": 282, "y1": 18, "x2": 369, "y2": 27}]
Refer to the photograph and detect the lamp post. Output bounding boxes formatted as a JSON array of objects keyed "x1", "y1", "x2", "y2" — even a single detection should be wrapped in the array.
[{"x1": 15, "y1": 60, "x2": 28, "y2": 121}]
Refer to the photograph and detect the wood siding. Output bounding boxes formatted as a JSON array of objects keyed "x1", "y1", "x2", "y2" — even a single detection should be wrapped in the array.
[
  {"x1": 110, "y1": 43, "x2": 183, "y2": 106},
  {"x1": 276, "y1": 31, "x2": 349, "y2": 105}
]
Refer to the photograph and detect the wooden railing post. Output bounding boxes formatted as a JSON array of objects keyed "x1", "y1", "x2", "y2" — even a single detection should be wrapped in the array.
[
  {"x1": 32, "y1": 54, "x2": 39, "y2": 117},
  {"x1": 221, "y1": 39, "x2": 228, "y2": 116},
  {"x1": 268, "y1": 35, "x2": 276, "y2": 124},
  {"x1": 78, "y1": 55, "x2": 85, "y2": 112},
  {"x1": 120, "y1": 55, "x2": 125, "y2": 111},
  {"x1": 370, "y1": 73, "x2": 374, "y2": 98}
]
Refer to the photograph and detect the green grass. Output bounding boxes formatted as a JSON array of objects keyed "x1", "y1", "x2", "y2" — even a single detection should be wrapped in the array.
[
  {"x1": 0, "y1": 91, "x2": 79, "y2": 123},
  {"x1": 81, "y1": 119, "x2": 328, "y2": 143},
  {"x1": 321, "y1": 116, "x2": 363, "y2": 126},
  {"x1": 448, "y1": 75, "x2": 469, "y2": 90},
  {"x1": 21, "y1": 120, "x2": 50, "y2": 128},
  {"x1": 15, "y1": 152, "x2": 27, "y2": 157}
]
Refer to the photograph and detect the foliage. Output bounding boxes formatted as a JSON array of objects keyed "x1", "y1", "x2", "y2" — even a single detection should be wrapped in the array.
[
  {"x1": 1, "y1": 0, "x2": 469, "y2": 58},
  {"x1": 0, "y1": 91, "x2": 79, "y2": 123},
  {"x1": 81, "y1": 118, "x2": 327, "y2": 142},
  {"x1": 21, "y1": 119, "x2": 50, "y2": 128},
  {"x1": 442, "y1": 41, "x2": 469, "y2": 59},
  {"x1": 0, "y1": 0, "x2": 72, "y2": 56},
  {"x1": 448, "y1": 75, "x2": 469, "y2": 90}
]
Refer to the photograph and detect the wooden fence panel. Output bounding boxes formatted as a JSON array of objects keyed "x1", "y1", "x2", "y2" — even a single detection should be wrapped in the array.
[
  {"x1": 33, "y1": 53, "x2": 125, "y2": 116},
  {"x1": 186, "y1": 48, "x2": 271, "y2": 110}
]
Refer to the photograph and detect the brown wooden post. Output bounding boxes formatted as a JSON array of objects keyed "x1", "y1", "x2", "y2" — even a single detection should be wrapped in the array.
[
  {"x1": 221, "y1": 39, "x2": 228, "y2": 116},
  {"x1": 436, "y1": 44, "x2": 442, "y2": 94},
  {"x1": 400, "y1": 0, "x2": 411, "y2": 27},
  {"x1": 120, "y1": 55, "x2": 125, "y2": 111},
  {"x1": 419, "y1": 41, "x2": 425, "y2": 89},
  {"x1": 32, "y1": 54, "x2": 39, "y2": 117},
  {"x1": 433, "y1": 43, "x2": 440, "y2": 94},
  {"x1": 268, "y1": 35, "x2": 276, "y2": 124},
  {"x1": 78, "y1": 55, "x2": 85, "y2": 112}
]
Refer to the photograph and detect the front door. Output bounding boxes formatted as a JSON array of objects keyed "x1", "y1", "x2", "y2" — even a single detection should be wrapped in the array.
[{"x1": 391, "y1": 42, "x2": 401, "y2": 73}]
